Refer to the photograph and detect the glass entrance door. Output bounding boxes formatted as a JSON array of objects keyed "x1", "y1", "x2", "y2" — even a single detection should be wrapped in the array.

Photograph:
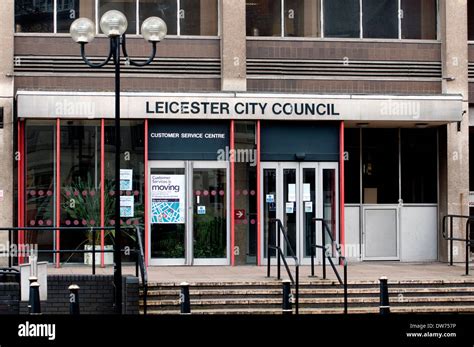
[
  {"x1": 149, "y1": 161, "x2": 229, "y2": 265},
  {"x1": 261, "y1": 162, "x2": 339, "y2": 265}
]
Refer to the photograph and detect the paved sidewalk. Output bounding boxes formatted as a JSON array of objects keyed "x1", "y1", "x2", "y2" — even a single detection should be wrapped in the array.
[{"x1": 47, "y1": 262, "x2": 473, "y2": 284}]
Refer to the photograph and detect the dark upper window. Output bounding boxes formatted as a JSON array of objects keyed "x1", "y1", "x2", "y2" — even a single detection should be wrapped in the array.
[{"x1": 324, "y1": 0, "x2": 360, "y2": 38}]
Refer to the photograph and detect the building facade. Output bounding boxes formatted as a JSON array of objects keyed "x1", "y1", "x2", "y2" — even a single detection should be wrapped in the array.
[{"x1": 0, "y1": 0, "x2": 472, "y2": 267}]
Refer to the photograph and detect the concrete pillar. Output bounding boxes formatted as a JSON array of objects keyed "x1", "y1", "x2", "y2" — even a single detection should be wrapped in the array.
[
  {"x1": 0, "y1": 0, "x2": 14, "y2": 266},
  {"x1": 439, "y1": 0, "x2": 469, "y2": 262},
  {"x1": 220, "y1": 0, "x2": 247, "y2": 91}
]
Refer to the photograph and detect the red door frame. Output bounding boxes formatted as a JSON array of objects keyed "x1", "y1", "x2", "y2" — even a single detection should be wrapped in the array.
[
  {"x1": 339, "y1": 121, "x2": 345, "y2": 258},
  {"x1": 17, "y1": 120, "x2": 25, "y2": 264},
  {"x1": 256, "y1": 120, "x2": 261, "y2": 265}
]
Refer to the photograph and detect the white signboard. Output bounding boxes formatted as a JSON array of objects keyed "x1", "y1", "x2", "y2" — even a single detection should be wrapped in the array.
[
  {"x1": 303, "y1": 184, "x2": 311, "y2": 202},
  {"x1": 120, "y1": 196, "x2": 134, "y2": 218},
  {"x1": 288, "y1": 184, "x2": 296, "y2": 202},
  {"x1": 120, "y1": 169, "x2": 133, "y2": 191},
  {"x1": 151, "y1": 175, "x2": 185, "y2": 224}
]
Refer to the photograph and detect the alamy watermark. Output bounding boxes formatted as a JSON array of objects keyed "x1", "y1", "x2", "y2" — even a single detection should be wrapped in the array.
[
  {"x1": 55, "y1": 99, "x2": 95, "y2": 117},
  {"x1": 217, "y1": 146, "x2": 257, "y2": 167},
  {"x1": 380, "y1": 99, "x2": 420, "y2": 119}
]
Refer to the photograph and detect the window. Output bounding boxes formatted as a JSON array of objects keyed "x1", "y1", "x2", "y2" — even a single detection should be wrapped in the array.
[
  {"x1": 344, "y1": 129, "x2": 361, "y2": 204},
  {"x1": 99, "y1": 0, "x2": 137, "y2": 35},
  {"x1": 284, "y1": 0, "x2": 321, "y2": 37},
  {"x1": 401, "y1": 0, "x2": 436, "y2": 39},
  {"x1": 363, "y1": 0, "x2": 398, "y2": 39},
  {"x1": 180, "y1": 0, "x2": 218, "y2": 36},
  {"x1": 57, "y1": 0, "x2": 96, "y2": 33},
  {"x1": 401, "y1": 129, "x2": 437, "y2": 203},
  {"x1": 323, "y1": 0, "x2": 360, "y2": 38},
  {"x1": 140, "y1": 0, "x2": 178, "y2": 35},
  {"x1": 362, "y1": 129, "x2": 399, "y2": 204},
  {"x1": 15, "y1": 0, "x2": 54, "y2": 32},
  {"x1": 468, "y1": 0, "x2": 474, "y2": 40},
  {"x1": 246, "y1": 0, "x2": 281, "y2": 36}
]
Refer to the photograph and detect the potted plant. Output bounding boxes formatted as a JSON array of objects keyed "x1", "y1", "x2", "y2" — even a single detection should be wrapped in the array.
[{"x1": 62, "y1": 175, "x2": 141, "y2": 265}]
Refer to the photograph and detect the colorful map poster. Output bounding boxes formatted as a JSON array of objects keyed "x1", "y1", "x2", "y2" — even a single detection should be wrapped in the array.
[
  {"x1": 151, "y1": 175, "x2": 185, "y2": 224},
  {"x1": 120, "y1": 169, "x2": 133, "y2": 191}
]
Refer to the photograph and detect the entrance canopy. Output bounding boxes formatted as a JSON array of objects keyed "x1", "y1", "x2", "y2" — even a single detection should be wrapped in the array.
[{"x1": 16, "y1": 91, "x2": 463, "y2": 124}]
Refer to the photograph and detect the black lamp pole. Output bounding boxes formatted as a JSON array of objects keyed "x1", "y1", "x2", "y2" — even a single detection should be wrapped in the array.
[{"x1": 79, "y1": 34, "x2": 157, "y2": 314}]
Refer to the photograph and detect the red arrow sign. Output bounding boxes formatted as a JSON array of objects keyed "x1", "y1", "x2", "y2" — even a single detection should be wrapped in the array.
[{"x1": 234, "y1": 209, "x2": 246, "y2": 220}]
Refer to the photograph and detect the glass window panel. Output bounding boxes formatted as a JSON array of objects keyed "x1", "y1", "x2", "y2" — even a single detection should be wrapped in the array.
[
  {"x1": 469, "y1": 0, "x2": 474, "y2": 41},
  {"x1": 401, "y1": 0, "x2": 437, "y2": 39},
  {"x1": 139, "y1": 0, "x2": 177, "y2": 36},
  {"x1": 99, "y1": 0, "x2": 137, "y2": 34},
  {"x1": 283, "y1": 169, "x2": 297, "y2": 255},
  {"x1": 180, "y1": 0, "x2": 218, "y2": 36},
  {"x1": 60, "y1": 120, "x2": 101, "y2": 263},
  {"x1": 323, "y1": 0, "x2": 360, "y2": 38},
  {"x1": 150, "y1": 167, "x2": 186, "y2": 259},
  {"x1": 401, "y1": 129, "x2": 437, "y2": 204},
  {"x1": 323, "y1": 169, "x2": 337, "y2": 257},
  {"x1": 284, "y1": 0, "x2": 321, "y2": 37},
  {"x1": 344, "y1": 129, "x2": 361, "y2": 204},
  {"x1": 234, "y1": 121, "x2": 257, "y2": 264},
  {"x1": 246, "y1": 0, "x2": 281, "y2": 37},
  {"x1": 15, "y1": 0, "x2": 54, "y2": 32},
  {"x1": 57, "y1": 0, "x2": 96, "y2": 33},
  {"x1": 25, "y1": 121, "x2": 56, "y2": 262},
  {"x1": 105, "y1": 120, "x2": 145, "y2": 262},
  {"x1": 362, "y1": 0, "x2": 398, "y2": 39},
  {"x1": 362, "y1": 129, "x2": 399, "y2": 204},
  {"x1": 263, "y1": 169, "x2": 276, "y2": 258}
]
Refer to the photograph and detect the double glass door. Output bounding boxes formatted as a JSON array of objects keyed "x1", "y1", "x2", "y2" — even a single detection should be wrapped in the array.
[
  {"x1": 149, "y1": 161, "x2": 229, "y2": 265},
  {"x1": 261, "y1": 162, "x2": 338, "y2": 265}
]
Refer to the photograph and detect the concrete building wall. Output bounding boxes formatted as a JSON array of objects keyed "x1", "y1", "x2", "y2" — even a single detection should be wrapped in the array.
[
  {"x1": 439, "y1": 0, "x2": 470, "y2": 262},
  {"x1": 0, "y1": 0, "x2": 14, "y2": 267}
]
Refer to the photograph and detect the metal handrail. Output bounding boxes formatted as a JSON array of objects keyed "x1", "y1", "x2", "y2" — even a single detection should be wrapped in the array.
[
  {"x1": 267, "y1": 218, "x2": 300, "y2": 314},
  {"x1": 134, "y1": 225, "x2": 148, "y2": 315},
  {"x1": 442, "y1": 215, "x2": 472, "y2": 276},
  {"x1": 312, "y1": 218, "x2": 348, "y2": 314}
]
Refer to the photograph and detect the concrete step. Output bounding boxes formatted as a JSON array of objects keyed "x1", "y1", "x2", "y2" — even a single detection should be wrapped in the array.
[
  {"x1": 140, "y1": 295, "x2": 474, "y2": 311},
  {"x1": 142, "y1": 305, "x2": 474, "y2": 315},
  {"x1": 142, "y1": 286, "x2": 474, "y2": 300}
]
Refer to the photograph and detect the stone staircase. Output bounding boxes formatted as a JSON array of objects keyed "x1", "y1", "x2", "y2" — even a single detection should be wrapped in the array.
[{"x1": 139, "y1": 279, "x2": 474, "y2": 314}]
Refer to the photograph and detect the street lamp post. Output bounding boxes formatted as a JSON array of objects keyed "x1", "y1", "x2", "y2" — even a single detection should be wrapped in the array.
[{"x1": 70, "y1": 11, "x2": 167, "y2": 314}]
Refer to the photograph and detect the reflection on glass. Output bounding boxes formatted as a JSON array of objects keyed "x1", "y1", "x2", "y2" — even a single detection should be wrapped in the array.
[
  {"x1": 140, "y1": 0, "x2": 177, "y2": 35},
  {"x1": 99, "y1": 0, "x2": 137, "y2": 34},
  {"x1": 263, "y1": 169, "x2": 276, "y2": 258},
  {"x1": 25, "y1": 121, "x2": 56, "y2": 262},
  {"x1": 323, "y1": 169, "x2": 336, "y2": 257},
  {"x1": 401, "y1": 0, "x2": 437, "y2": 39},
  {"x1": 324, "y1": 0, "x2": 360, "y2": 38},
  {"x1": 234, "y1": 121, "x2": 257, "y2": 264},
  {"x1": 193, "y1": 168, "x2": 227, "y2": 258},
  {"x1": 105, "y1": 120, "x2": 145, "y2": 261},
  {"x1": 60, "y1": 120, "x2": 101, "y2": 263},
  {"x1": 303, "y1": 168, "x2": 316, "y2": 257},
  {"x1": 284, "y1": 0, "x2": 321, "y2": 37},
  {"x1": 57, "y1": 0, "x2": 96, "y2": 33},
  {"x1": 15, "y1": 0, "x2": 54, "y2": 32},
  {"x1": 150, "y1": 168, "x2": 186, "y2": 258},
  {"x1": 283, "y1": 169, "x2": 297, "y2": 256},
  {"x1": 362, "y1": 0, "x2": 398, "y2": 38},
  {"x1": 246, "y1": 0, "x2": 281, "y2": 36},
  {"x1": 180, "y1": 0, "x2": 218, "y2": 36}
]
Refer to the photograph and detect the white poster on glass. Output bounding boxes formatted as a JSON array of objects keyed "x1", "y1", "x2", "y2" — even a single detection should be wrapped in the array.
[
  {"x1": 303, "y1": 184, "x2": 311, "y2": 202},
  {"x1": 120, "y1": 196, "x2": 134, "y2": 218},
  {"x1": 288, "y1": 184, "x2": 296, "y2": 202},
  {"x1": 151, "y1": 175, "x2": 185, "y2": 224},
  {"x1": 120, "y1": 169, "x2": 133, "y2": 191}
]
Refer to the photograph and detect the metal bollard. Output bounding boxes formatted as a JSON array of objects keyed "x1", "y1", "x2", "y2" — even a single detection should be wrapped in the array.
[
  {"x1": 282, "y1": 280, "x2": 292, "y2": 315},
  {"x1": 180, "y1": 282, "x2": 191, "y2": 314},
  {"x1": 69, "y1": 284, "x2": 80, "y2": 315},
  {"x1": 28, "y1": 276, "x2": 41, "y2": 315},
  {"x1": 379, "y1": 276, "x2": 390, "y2": 315}
]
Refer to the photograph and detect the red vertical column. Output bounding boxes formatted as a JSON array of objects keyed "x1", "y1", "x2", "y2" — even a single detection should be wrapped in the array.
[
  {"x1": 230, "y1": 120, "x2": 235, "y2": 266},
  {"x1": 17, "y1": 120, "x2": 25, "y2": 264},
  {"x1": 144, "y1": 119, "x2": 149, "y2": 267},
  {"x1": 55, "y1": 119, "x2": 61, "y2": 268},
  {"x1": 100, "y1": 119, "x2": 105, "y2": 267},
  {"x1": 339, "y1": 121, "x2": 345, "y2": 259},
  {"x1": 256, "y1": 120, "x2": 261, "y2": 266}
]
